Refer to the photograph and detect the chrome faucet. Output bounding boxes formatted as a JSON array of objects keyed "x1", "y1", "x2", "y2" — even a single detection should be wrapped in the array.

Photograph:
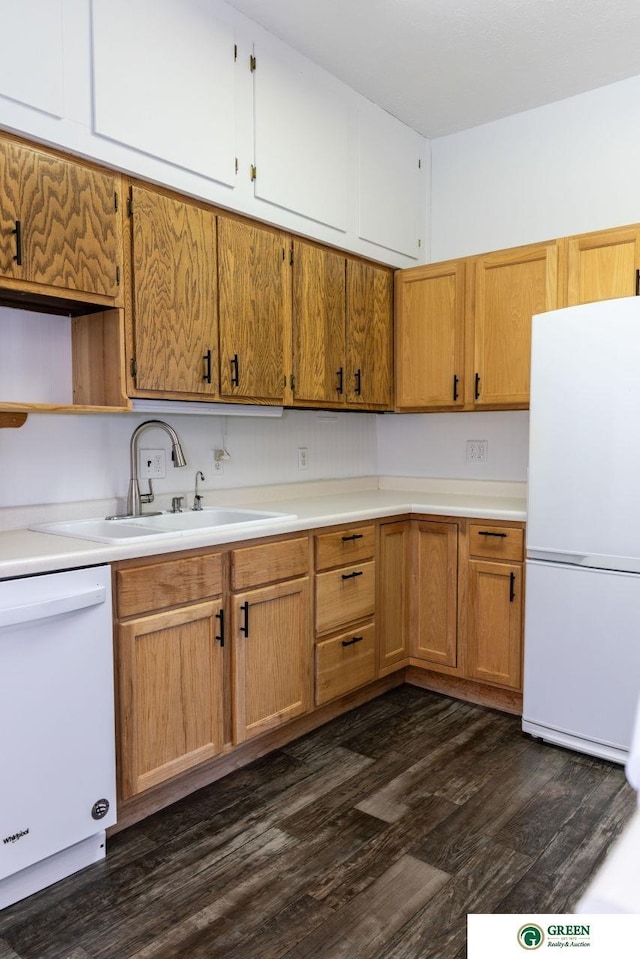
[
  {"x1": 127, "y1": 420, "x2": 187, "y2": 517},
  {"x1": 193, "y1": 471, "x2": 205, "y2": 511}
]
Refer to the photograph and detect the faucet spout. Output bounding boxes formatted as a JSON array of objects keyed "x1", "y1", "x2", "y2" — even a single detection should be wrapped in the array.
[{"x1": 127, "y1": 420, "x2": 188, "y2": 516}]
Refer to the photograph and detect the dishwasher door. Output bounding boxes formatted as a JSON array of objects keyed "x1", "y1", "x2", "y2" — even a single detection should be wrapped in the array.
[{"x1": 0, "y1": 565, "x2": 116, "y2": 885}]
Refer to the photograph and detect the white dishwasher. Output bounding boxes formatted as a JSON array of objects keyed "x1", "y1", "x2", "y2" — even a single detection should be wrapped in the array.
[{"x1": 0, "y1": 564, "x2": 116, "y2": 910}]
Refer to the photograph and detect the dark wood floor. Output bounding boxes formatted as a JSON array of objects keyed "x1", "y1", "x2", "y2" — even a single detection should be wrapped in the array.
[{"x1": 1, "y1": 686, "x2": 636, "y2": 959}]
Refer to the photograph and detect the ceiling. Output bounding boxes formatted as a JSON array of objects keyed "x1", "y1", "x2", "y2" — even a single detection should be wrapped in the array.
[{"x1": 224, "y1": 0, "x2": 640, "y2": 137}]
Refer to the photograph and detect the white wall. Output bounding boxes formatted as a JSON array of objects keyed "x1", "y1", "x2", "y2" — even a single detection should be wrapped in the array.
[
  {"x1": 376, "y1": 412, "x2": 529, "y2": 482},
  {"x1": 430, "y1": 74, "x2": 640, "y2": 261},
  {"x1": 0, "y1": 409, "x2": 377, "y2": 509}
]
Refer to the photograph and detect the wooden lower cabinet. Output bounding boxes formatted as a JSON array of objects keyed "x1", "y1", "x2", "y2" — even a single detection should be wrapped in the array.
[
  {"x1": 378, "y1": 521, "x2": 411, "y2": 675},
  {"x1": 466, "y1": 559, "x2": 524, "y2": 690},
  {"x1": 231, "y1": 577, "x2": 312, "y2": 743},
  {"x1": 118, "y1": 600, "x2": 224, "y2": 799},
  {"x1": 411, "y1": 520, "x2": 459, "y2": 670}
]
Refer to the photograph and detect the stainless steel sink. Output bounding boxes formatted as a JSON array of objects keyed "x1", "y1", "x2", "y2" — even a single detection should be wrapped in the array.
[{"x1": 31, "y1": 508, "x2": 297, "y2": 544}]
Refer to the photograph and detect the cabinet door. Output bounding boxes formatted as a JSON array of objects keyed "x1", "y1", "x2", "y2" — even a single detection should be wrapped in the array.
[
  {"x1": 467, "y1": 560, "x2": 523, "y2": 690},
  {"x1": 218, "y1": 218, "x2": 289, "y2": 402},
  {"x1": 346, "y1": 260, "x2": 393, "y2": 408},
  {"x1": 292, "y1": 240, "x2": 346, "y2": 404},
  {"x1": 411, "y1": 521, "x2": 458, "y2": 669},
  {"x1": 561, "y1": 225, "x2": 640, "y2": 307},
  {"x1": 118, "y1": 601, "x2": 224, "y2": 799},
  {"x1": 471, "y1": 242, "x2": 557, "y2": 408},
  {"x1": 130, "y1": 186, "x2": 218, "y2": 396},
  {"x1": 0, "y1": 138, "x2": 121, "y2": 297},
  {"x1": 378, "y1": 522, "x2": 411, "y2": 675},
  {"x1": 395, "y1": 259, "x2": 465, "y2": 410},
  {"x1": 232, "y1": 578, "x2": 311, "y2": 743}
]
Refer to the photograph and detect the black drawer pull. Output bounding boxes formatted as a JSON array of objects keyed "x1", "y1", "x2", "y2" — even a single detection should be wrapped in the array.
[
  {"x1": 475, "y1": 372, "x2": 481, "y2": 399},
  {"x1": 341, "y1": 533, "x2": 364, "y2": 542},
  {"x1": 341, "y1": 635, "x2": 364, "y2": 647},
  {"x1": 231, "y1": 353, "x2": 239, "y2": 387},
  {"x1": 239, "y1": 600, "x2": 249, "y2": 637},
  {"x1": 354, "y1": 368, "x2": 362, "y2": 395},
  {"x1": 510, "y1": 572, "x2": 516, "y2": 603},
  {"x1": 336, "y1": 367, "x2": 344, "y2": 395},
  {"x1": 453, "y1": 373, "x2": 459, "y2": 401},
  {"x1": 341, "y1": 570, "x2": 363, "y2": 580},
  {"x1": 478, "y1": 531, "x2": 508, "y2": 538},
  {"x1": 215, "y1": 608, "x2": 225, "y2": 646}
]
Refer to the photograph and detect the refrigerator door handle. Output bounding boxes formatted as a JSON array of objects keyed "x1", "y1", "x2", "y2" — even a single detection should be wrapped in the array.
[{"x1": 527, "y1": 548, "x2": 589, "y2": 564}]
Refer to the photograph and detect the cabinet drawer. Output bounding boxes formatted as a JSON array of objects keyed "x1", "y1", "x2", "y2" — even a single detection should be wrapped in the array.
[
  {"x1": 315, "y1": 623, "x2": 376, "y2": 705},
  {"x1": 316, "y1": 560, "x2": 375, "y2": 633},
  {"x1": 468, "y1": 524, "x2": 524, "y2": 562},
  {"x1": 116, "y1": 553, "x2": 223, "y2": 618},
  {"x1": 231, "y1": 536, "x2": 308, "y2": 590},
  {"x1": 315, "y1": 525, "x2": 375, "y2": 571}
]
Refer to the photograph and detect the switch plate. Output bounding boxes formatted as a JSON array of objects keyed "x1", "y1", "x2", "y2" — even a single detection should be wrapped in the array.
[
  {"x1": 466, "y1": 440, "x2": 488, "y2": 463},
  {"x1": 140, "y1": 449, "x2": 166, "y2": 478},
  {"x1": 298, "y1": 447, "x2": 309, "y2": 471}
]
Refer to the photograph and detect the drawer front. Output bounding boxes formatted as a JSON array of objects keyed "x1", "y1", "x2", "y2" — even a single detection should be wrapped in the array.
[
  {"x1": 116, "y1": 552, "x2": 223, "y2": 618},
  {"x1": 231, "y1": 536, "x2": 309, "y2": 590},
  {"x1": 315, "y1": 525, "x2": 375, "y2": 571},
  {"x1": 315, "y1": 623, "x2": 376, "y2": 705},
  {"x1": 316, "y1": 560, "x2": 375, "y2": 633},
  {"x1": 469, "y1": 524, "x2": 524, "y2": 562}
]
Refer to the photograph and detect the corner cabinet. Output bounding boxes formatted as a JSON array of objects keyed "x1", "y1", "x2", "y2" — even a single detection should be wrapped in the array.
[
  {"x1": 559, "y1": 224, "x2": 640, "y2": 307},
  {"x1": 127, "y1": 184, "x2": 219, "y2": 399},
  {"x1": 291, "y1": 239, "x2": 393, "y2": 410}
]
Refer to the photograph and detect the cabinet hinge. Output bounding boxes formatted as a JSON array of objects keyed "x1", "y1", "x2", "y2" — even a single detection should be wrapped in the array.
[
  {"x1": 130, "y1": 358, "x2": 137, "y2": 379},
  {"x1": 250, "y1": 164, "x2": 257, "y2": 181},
  {"x1": 418, "y1": 158, "x2": 422, "y2": 169},
  {"x1": 114, "y1": 191, "x2": 119, "y2": 212},
  {"x1": 250, "y1": 54, "x2": 256, "y2": 72},
  {"x1": 116, "y1": 265, "x2": 120, "y2": 286},
  {"x1": 235, "y1": 157, "x2": 239, "y2": 174},
  {"x1": 234, "y1": 43, "x2": 237, "y2": 62},
  {"x1": 417, "y1": 238, "x2": 422, "y2": 248}
]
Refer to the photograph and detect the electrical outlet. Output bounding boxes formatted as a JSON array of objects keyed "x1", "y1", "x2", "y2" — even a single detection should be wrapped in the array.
[
  {"x1": 466, "y1": 440, "x2": 488, "y2": 463},
  {"x1": 212, "y1": 450, "x2": 225, "y2": 474},
  {"x1": 139, "y1": 449, "x2": 166, "y2": 479},
  {"x1": 297, "y1": 447, "x2": 309, "y2": 471}
]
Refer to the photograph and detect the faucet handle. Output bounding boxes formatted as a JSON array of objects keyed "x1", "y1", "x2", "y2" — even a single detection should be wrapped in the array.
[{"x1": 171, "y1": 496, "x2": 184, "y2": 513}]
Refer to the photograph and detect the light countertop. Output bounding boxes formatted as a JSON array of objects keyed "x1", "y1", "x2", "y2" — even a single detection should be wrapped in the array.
[{"x1": 0, "y1": 477, "x2": 527, "y2": 579}]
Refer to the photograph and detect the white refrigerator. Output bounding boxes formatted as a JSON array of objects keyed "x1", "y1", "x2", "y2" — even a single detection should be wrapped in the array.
[{"x1": 523, "y1": 295, "x2": 640, "y2": 763}]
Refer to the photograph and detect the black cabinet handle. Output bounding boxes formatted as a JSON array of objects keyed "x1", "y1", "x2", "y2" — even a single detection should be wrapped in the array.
[
  {"x1": 354, "y1": 369, "x2": 362, "y2": 396},
  {"x1": 342, "y1": 635, "x2": 364, "y2": 647},
  {"x1": 12, "y1": 220, "x2": 22, "y2": 266},
  {"x1": 215, "y1": 608, "x2": 225, "y2": 646},
  {"x1": 341, "y1": 533, "x2": 364, "y2": 542},
  {"x1": 203, "y1": 349, "x2": 212, "y2": 384},
  {"x1": 509, "y1": 572, "x2": 516, "y2": 603},
  {"x1": 478, "y1": 531, "x2": 508, "y2": 538},
  {"x1": 336, "y1": 367, "x2": 344, "y2": 395},
  {"x1": 453, "y1": 374, "x2": 459, "y2": 401},
  {"x1": 636, "y1": 269, "x2": 640, "y2": 297},
  {"x1": 341, "y1": 570, "x2": 363, "y2": 580},
  {"x1": 231, "y1": 353, "x2": 239, "y2": 387},
  {"x1": 475, "y1": 372, "x2": 481, "y2": 400},
  {"x1": 240, "y1": 600, "x2": 249, "y2": 637}
]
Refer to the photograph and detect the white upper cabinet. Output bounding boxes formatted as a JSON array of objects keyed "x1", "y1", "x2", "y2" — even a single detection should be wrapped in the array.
[
  {"x1": 252, "y1": 34, "x2": 349, "y2": 232},
  {"x1": 357, "y1": 101, "x2": 425, "y2": 259},
  {"x1": 91, "y1": 0, "x2": 236, "y2": 186},
  {"x1": 0, "y1": 0, "x2": 64, "y2": 117}
]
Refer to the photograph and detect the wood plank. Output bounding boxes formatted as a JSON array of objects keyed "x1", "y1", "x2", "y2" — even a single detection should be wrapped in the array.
[{"x1": 0, "y1": 412, "x2": 27, "y2": 428}]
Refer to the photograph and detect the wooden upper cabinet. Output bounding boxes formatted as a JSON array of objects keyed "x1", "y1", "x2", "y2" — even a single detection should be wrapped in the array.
[
  {"x1": 0, "y1": 136, "x2": 122, "y2": 299},
  {"x1": 346, "y1": 259, "x2": 393, "y2": 407},
  {"x1": 395, "y1": 258, "x2": 465, "y2": 410},
  {"x1": 218, "y1": 217, "x2": 289, "y2": 403},
  {"x1": 292, "y1": 240, "x2": 346, "y2": 404},
  {"x1": 129, "y1": 185, "x2": 218, "y2": 397},
  {"x1": 560, "y1": 224, "x2": 640, "y2": 307},
  {"x1": 470, "y1": 241, "x2": 557, "y2": 408}
]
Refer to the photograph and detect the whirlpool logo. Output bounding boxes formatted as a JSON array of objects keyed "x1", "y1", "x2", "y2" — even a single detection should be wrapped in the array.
[
  {"x1": 3, "y1": 828, "x2": 29, "y2": 845},
  {"x1": 517, "y1": 923, "x2": 545, "y2": 950}
]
